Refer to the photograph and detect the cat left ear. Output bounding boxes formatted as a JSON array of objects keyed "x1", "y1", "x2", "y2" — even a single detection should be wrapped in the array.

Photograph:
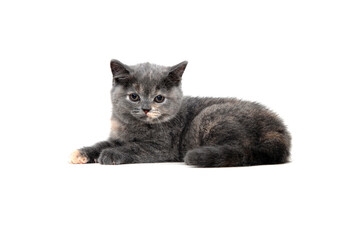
[
  {"x1": 163, "y1": 61, "x2": 188, "y2": 88},
  {"x1": 170, "y1": 61, "x2": 188, "y2": 79}
]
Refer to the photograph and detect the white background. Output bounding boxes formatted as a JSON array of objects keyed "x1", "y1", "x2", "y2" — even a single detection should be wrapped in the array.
[{"x1": 0, "y1": 0, "x2": 359, "y2": 239}]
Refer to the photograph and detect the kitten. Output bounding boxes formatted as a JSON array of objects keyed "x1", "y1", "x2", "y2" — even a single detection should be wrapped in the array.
[{"x1": 70, "y1": 60, "x2": 291, "y2": 167}]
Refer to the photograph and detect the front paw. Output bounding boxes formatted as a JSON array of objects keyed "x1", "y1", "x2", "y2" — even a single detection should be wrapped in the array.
[
  {"x1": 70, "y1": 150, "x2": 89, "y2": 164},
  {"x1": 98, "y1": 149, "x2": 128, "y2": 165}
]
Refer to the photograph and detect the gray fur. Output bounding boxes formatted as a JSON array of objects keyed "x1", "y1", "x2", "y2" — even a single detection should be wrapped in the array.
[{"x1": 75, "y1": 60, "x2": 291, "y2": 167}]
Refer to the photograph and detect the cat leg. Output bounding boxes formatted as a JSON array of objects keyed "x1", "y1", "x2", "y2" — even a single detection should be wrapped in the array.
[
  {"x1": 97, "y1": 147, "x2": 138, "y2": 165},
  {"x1": 183, "y1": 103, "x2": 291, "y2": 167},
  {"x1": 184, "y1": 135, "x2": 290, "y2": 167},
  {"x1": 97, "y1": 142, "x2": 176, "y2": 165},
  {"x1": 252, "y1": 131, "x2": 291, "y2": 165},
  {"x1": 184, "y1": 129, "x2": 291, "y2": 167},
  {"x1": 70, "y1": 141, "x2": 115, "y2": 164}
]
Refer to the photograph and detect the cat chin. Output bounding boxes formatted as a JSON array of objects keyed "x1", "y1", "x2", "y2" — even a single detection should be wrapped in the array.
[
  {"x1": 138, "y1": 115, "x2": 172, "y2": 124},
  {"x1": 143, "y1": 117, "x2": 163, "y2": 124}
]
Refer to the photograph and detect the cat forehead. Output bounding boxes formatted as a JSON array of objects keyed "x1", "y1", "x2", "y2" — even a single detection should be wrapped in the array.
[{"x1": 131, "y1": 63, "x2": 169, "y2": 82}]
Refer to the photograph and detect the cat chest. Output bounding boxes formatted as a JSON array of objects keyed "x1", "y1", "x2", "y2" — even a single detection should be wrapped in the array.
[{"x1": 110, "y1": 120, "x2": 180, "y2": 146}]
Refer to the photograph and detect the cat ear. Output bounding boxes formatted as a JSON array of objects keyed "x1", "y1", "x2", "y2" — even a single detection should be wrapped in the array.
[
  {"x1": 169, "y1": 61, "x2": 188, "y2": 79},
  {"x1": 110, "y1": 59, "x2": 131, "y2": 76},
  {"x1": 110, "y1": 59, "x2": 132, "y2": 86},
  {"x1": 163, "y1": 61, "x2": 188, "y2": 88}
]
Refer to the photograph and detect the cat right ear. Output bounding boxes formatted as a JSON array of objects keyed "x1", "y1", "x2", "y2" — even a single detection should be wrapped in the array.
[{"x1": 110, "y1": 59, "x2": 131, "y2": 86}]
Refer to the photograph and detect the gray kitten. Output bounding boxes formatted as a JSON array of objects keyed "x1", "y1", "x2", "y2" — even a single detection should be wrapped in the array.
[{"x1": 71, "y1": 60, "x2": 291, "y2": 167}]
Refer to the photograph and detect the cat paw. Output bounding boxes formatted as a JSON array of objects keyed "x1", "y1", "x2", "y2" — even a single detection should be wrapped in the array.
[
  {"x1": 184, "y1": 148, "x2": 206, "y2": 166},
  {"x1": 70, "y1": 150, "x2": 89, "y2": 164},
  {"x1": 184, "y1": 147, "x2": 222, "y2": 167},
  {"x1": 98, "y1": 149, "x2": 123, "y2": 165}
]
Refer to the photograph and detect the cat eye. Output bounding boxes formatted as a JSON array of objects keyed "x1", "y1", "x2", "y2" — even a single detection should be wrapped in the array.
[
  {"x1": 154, "y1": 95, "x2": 165, "y2": 103},
  {"x1": 129, "y1": 93, "x2": 140, "y2": 102}
]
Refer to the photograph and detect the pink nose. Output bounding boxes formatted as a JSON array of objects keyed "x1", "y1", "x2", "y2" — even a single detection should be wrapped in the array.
[
  {"x1": 144, "y1": 110, "x2": 149, "y2": 114},
  {"x1": 143, "y1": 108, "x2": 150, "y2": 114}
]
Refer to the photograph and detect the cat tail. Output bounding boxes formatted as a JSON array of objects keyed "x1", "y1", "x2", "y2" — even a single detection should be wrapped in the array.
[{"x1": 184, "y1": 141, "x2": 290, "y2": 167}]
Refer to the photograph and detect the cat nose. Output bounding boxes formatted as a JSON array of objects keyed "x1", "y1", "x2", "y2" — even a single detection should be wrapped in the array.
[{"x1": 142, "y1": 108, "x2": 151, "y2": 114}]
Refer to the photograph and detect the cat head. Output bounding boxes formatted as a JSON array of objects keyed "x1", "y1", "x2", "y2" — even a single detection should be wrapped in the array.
[{"x1": 110, "y1": 59, "x2": 187, "y2": 124}]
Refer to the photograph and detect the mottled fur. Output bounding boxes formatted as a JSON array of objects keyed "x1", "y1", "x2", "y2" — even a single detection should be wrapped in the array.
[{"x1": 71, "y1": 60, "x2": 291, "y2": 167}]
